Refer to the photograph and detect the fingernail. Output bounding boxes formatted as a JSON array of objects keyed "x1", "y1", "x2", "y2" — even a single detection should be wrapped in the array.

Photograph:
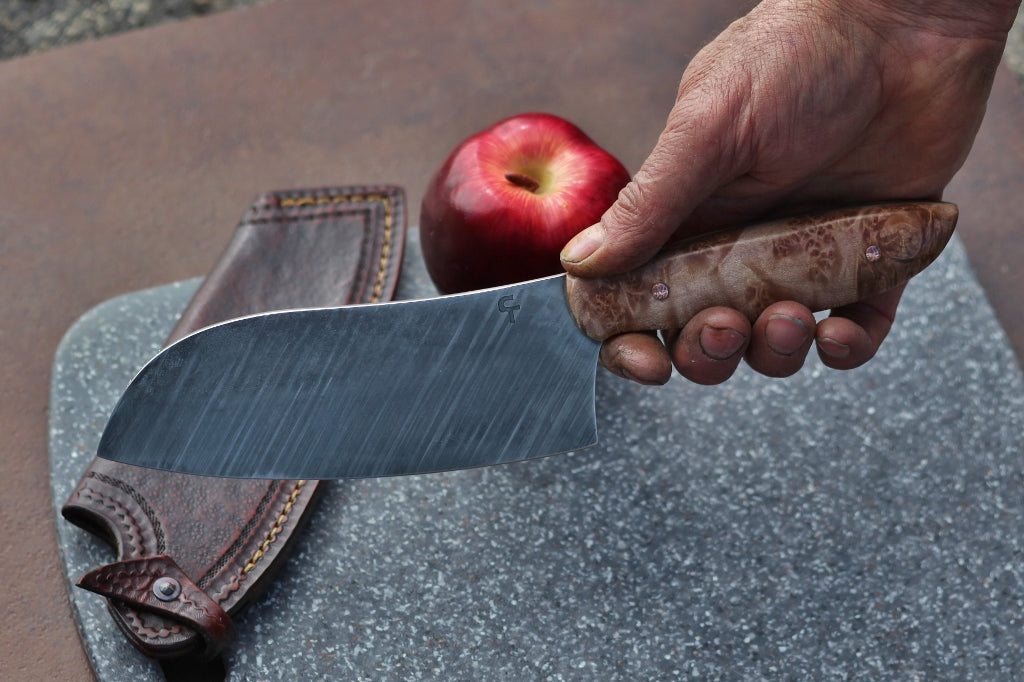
[
  {"x1": 765, "y1": 314, "x2": 810, "y2": 356},
  {"x1": 817, "y1": 337, "x2": 851, "y2": 359},
  {"x1": 699, "y1": 325, "x2": 746, "y2": 361},
  {"x1": 560, "y1": 225, "x2": 605, "y2": 264}
]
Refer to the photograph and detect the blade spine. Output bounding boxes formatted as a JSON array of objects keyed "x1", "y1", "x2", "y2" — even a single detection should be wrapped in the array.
[{"x1": 159, "y1": 272, "x2": 570, "y2": 349}]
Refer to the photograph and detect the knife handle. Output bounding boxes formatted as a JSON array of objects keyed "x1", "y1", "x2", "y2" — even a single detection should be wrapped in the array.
[{"x1": 565, "y1": 201, "x2": 957, "y2": 342}]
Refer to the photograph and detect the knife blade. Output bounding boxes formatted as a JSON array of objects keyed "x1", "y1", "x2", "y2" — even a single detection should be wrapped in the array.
[{"x1": 97, "y1": 201, "x2": 956, "y2": 479}]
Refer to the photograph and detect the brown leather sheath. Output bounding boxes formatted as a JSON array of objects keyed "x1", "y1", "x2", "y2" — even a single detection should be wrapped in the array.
[{"x1": 62, "y1": 185, "x2": 406, "y2": 661}]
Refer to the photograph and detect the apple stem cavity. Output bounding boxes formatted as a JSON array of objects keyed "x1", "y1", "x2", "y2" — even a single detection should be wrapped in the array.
[{"x1": 505, "y1": 172, "x2": 542, "y2": 194}]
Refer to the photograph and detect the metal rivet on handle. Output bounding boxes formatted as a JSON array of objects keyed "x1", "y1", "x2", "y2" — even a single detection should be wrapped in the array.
[
  {"x1": 153, "y1": 576, "x2": 181, "y2": 601},
  {"x1": 865, "y1": 245, "x2": 881, "y2": 262},
  {"x1": 651, "y1": 282, "x2": 670, "y2": 300}
]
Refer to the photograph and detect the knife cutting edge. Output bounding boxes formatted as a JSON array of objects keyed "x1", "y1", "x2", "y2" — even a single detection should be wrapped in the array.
[{"x1": 97, "y1": 201, "x2": 957, "y2": 479}]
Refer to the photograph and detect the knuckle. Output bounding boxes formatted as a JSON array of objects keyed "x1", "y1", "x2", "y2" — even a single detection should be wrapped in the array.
[{"x1": 598, "y1": 177, "x2": 671, "y2": 264}]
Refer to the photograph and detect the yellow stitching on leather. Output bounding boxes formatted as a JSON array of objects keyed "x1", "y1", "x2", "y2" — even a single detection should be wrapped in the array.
[
  {"x1": 371, "y1": 200, "x2": 394, "y2": 302},
  {"x1": 242, "y1": 480, "x2": 306, "y2": 575},
  {"x1": 241, "y1": 191, "x2": 395, "y2": 576}
]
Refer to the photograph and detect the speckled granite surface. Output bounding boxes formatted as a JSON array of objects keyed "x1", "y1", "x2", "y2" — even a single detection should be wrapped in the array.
[{"x1": 51, "y1": 231, "x2": 1024, "y2": 680}]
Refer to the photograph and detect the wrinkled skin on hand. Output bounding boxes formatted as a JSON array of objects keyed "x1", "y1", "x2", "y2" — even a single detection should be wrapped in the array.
[{"x1": 561, "y1": 0, "x2": 1020, "y2": 385}]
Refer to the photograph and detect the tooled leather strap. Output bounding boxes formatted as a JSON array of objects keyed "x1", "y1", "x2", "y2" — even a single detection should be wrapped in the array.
[
  {"x1": 63, "y1": 185, "x2": 406, "y2": 662},
  {"x1": 77, "y1": 556, "x2": 234, "y2": 659}
]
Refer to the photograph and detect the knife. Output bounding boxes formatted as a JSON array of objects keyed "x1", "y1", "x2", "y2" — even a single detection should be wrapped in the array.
[{"x1": 97, "y1": 202, "x2": 956, "y2": 479}]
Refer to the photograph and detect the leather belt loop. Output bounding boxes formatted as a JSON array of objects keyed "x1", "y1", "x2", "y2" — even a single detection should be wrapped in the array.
[{"x1": 78, "y1": 555, "x2": 235, "y2": 660}]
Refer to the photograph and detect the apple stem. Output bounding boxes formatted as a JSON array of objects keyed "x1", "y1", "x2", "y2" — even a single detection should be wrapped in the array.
[{"x1": 505, "y1": 172, "x2": 542, "y2": 193}]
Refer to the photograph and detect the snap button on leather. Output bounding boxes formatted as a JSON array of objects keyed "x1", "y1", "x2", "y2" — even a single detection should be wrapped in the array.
[{"x1": 153, "y1": 576, "x2": 182, "y2": 601}]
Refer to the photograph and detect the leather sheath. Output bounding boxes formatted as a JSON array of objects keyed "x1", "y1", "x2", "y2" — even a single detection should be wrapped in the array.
[{"x1": 63, "y1": 185, "x2": 406, "y2": 661}]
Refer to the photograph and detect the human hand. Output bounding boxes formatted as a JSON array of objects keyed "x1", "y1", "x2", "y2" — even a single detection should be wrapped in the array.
[{"x1": 561, "y1": 0, "x2": 1020, "y2": 385}]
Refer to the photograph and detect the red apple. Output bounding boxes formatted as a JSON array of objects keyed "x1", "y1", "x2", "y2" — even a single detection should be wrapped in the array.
[{"x1": 420, "y1": 112, "x2": 630, "y2": 294}]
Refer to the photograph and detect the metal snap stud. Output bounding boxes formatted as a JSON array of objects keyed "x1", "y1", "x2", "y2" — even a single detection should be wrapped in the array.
[{"x1": 153, "y1": 576, "x2": 181, "y2": 601}]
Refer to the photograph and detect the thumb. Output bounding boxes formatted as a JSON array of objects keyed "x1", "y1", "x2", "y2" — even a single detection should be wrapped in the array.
[{"x1": 560, "y1": 89, "x2": 746, "y2": 279}]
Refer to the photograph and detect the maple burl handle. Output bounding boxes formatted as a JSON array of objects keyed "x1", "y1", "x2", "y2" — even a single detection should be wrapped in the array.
[{"x1": 565, "y1": 202, "x2": 957, "y2": 342}]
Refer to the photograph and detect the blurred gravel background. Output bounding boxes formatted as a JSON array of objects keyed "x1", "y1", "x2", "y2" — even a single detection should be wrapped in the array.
[
  {"x1": 1, "y1": 0, "x2": 1023, "y2": 87},
  {"x1": 1002, "y1": 6, "x2": 1024, "y2": 81},
  {"x1": 0, "y1": 0, "x2": 267, "y2": 60},
  {"x1": 0, "y1": 0, "x2": 1020, "y2": 93},
  {"x1": 1, "y1": 1, "x2": 1023, "y2": 78}
]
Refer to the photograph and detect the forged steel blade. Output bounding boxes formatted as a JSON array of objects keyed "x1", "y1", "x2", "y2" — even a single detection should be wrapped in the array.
[
  {"x1": 98, "y1": 275, "x2": 601, "y2": 478},
  {"x1": 97, "y1": 201, "x2": 957, "y2": 479}
]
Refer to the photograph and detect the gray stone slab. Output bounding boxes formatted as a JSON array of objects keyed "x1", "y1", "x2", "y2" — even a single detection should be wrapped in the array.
[{"x1": 51, "y1": 230, "x2": 1024, "y2": 680}]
